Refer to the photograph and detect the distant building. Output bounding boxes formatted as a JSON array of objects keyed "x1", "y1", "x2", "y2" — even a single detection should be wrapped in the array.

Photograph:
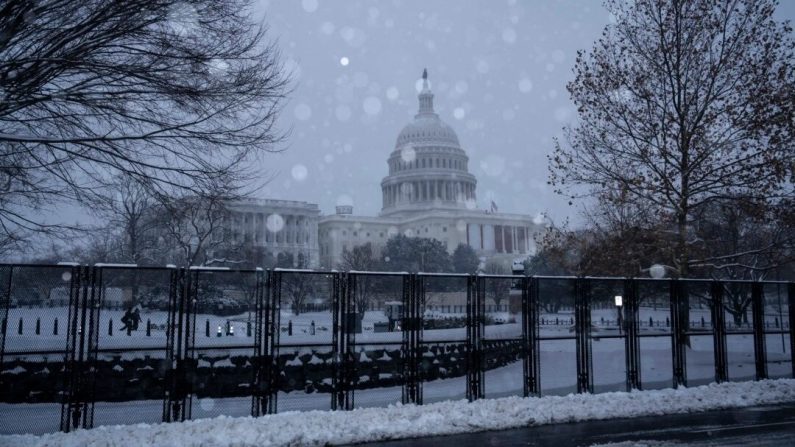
[
  {"x1": 223, "y1": 198, "x2": 321, "y2": 267},
  {"x1": 318, "y1": 70, "x2": 540, "y2": 269}
]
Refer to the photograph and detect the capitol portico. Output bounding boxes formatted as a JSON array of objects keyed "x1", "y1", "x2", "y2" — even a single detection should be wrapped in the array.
[{"x1": 317, "y1": 70, "x2": 540, "y2": 269}]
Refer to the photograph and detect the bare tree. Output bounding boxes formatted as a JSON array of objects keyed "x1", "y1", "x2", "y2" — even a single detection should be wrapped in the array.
[
  {"x1": 0, "y1": 0, "x2": 289, "y2": 251},
  {"x1": 93, "y1": 176, "x2": 160, "y2": 264},
  {"x1": 157, "y1": 190, "x2": 237, "y2": 267},
  {"x1": 690, "y1": 197, "x2": 795, "y2": 324},
  {"x1": 483, "y1": 259, "x2": 510, "y2": 311},
  {"x1": 339, "y1": 243, "x2": 380, "y2": 319},
  {"x1": 276, "y1": 252, "x2": 314, "y2": 315},
  {"x1": 550, "y1": 0, "x2": 794, "y2": 277}
]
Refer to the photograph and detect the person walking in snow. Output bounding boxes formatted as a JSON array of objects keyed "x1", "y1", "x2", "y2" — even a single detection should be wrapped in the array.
[
  {"x1": 120, "y1": 306, "x2": 142, "y2": 335},
  {"x1": 120, "y1": 307, "x2": 133, "y2": 335},
  {"x1": 130, "y1": 307, "x2": 141, "y2": 331}
]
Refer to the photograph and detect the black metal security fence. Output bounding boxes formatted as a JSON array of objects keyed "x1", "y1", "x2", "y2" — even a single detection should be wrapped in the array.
[{"x1": 0, "y1": 264, "x2": 793, "y2": 435}]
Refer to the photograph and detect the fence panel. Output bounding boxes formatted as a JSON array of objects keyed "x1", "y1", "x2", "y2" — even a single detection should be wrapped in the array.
[
  {"x1": 587, "y1": 278, "x2": 626, "y2": 393},
  {"x1": 86, "y1": 266, "x2": 176, "y2": 428},
  {"x1": 0, "y1": 265, "x2": 80, "y2": 435},
  {"x1": 272, "y1": 270, "x2": 339, "y2": 413},
  {"x1": 636, "y1": 279, "x2": 673, "y2": 390},
  {"x1": 418, "y1": 274, "x2": 471, "y2": 404},
  {"x1": 761, "y1": 282, "x2": 790, "y2": 379},
  {"x1": 678, "y1": 280, "x2": 716, "y2": 387},
  {"x1": 480, "y1": 274, "x2": 525, "y2": 399},
  {"x1": 537, "y1": 277, "x2": 577, "y2": 396},
  {"x1": 719, "y1": 281, "x2": 756, "y2": 382},
  {"x1": 185, "y1": 268, "x2": 262, "y2": 421},
  {"x1": 344, "y1": 272, "x2": 408, "y2": 409}
]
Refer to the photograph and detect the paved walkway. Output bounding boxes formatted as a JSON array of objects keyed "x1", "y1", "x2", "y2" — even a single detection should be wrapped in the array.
[{"x1": 354, "y1": 402, "x2": 795, "y2": 446}]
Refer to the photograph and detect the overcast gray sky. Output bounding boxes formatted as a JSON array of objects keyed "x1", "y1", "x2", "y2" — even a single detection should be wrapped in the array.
[{"x1": 251, "y1": 0, "x2": 795, "y2": 225}]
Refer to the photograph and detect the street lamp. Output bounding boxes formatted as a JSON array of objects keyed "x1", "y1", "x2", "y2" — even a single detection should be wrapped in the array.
[{"x1": 615, "y1": 295, "x2": 623, "y2": 335}]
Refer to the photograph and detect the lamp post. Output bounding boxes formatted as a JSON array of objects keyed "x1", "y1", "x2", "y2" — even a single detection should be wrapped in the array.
[{"x1": 615, "y1": 295, "x2": 623, "y2": 336}]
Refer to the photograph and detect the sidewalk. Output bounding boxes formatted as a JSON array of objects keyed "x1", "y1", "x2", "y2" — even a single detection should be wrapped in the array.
[{"x1": 355, "y1": 402, "x2": 795, "y2": 447}]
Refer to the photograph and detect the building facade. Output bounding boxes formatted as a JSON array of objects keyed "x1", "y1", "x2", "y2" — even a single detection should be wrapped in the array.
[
  {"x1": 318, "y1": 71, "x2": 540, "y2": 269},
  {"x1": 224, "y1": 198, "x2": 320, "y2": 267}
]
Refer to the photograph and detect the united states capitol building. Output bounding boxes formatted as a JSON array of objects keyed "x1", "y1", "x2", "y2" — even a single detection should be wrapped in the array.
[{"x1": 224, "y1": 71, "x2": 540, "y2": 269}]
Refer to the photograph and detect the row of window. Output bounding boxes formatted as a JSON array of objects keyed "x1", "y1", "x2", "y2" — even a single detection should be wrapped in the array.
[{"x1": 390, "y1": 156, "x2": 466, "y2": 173}]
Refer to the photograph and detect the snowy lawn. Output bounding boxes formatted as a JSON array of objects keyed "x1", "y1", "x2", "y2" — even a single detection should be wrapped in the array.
[{"x1": 2, "y1": 379, "x2": 794, "y2": 447}]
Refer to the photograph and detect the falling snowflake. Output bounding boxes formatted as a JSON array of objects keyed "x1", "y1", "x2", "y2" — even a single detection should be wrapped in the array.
[
  {"x1": 386, "y1": 86, "x2": 399, "y2": 101},
  {"x1": 266, "y1": 214, "x2": 285, "y2": 233},
  {"x1": 291, "y1": 164, "x2": 308, "y2": 181},
  {"x1": 518, "y1": 78, "x2": 533, "y2": 93},
  {"x1": 301, "y1": 0, "x2": 318, "y2": 13},
  {"x1": 400, "y1": 145, "x2": 416, "y2": 163},
  {"x1": 294, "y1": 103, "x2": 312, "y2": 121},
  {"x1": 363, "y1": 96, "x2": 382, "y2": 115}
]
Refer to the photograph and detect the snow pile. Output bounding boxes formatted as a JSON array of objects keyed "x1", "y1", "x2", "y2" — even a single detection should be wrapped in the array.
[{"x1": 4, "y1": 379, "x2": 795, "y2": 447}]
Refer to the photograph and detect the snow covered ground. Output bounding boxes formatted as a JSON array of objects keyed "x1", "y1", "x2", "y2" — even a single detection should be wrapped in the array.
[{"x1": 2, "y1": 379, "x2": 794, "y2": 447}]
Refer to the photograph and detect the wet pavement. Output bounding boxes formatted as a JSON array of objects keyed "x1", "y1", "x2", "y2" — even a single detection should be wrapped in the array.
[{"x1": 354, "y1": 402, "x2": 795, "y2": 446}]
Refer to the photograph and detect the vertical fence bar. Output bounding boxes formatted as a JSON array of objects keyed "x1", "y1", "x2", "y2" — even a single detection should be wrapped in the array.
[
  {"x1": 466, "y1": 275, "x2": 484, "y2": 401},
  {"x1": 185, "y1": 269, "x2": 200, "y2": 420},
  {"x1": 252, "y1": 269, "x2": 271, "y2": 416},
  {"x1": 332, "y1": 271, "x2": 353, "y2": 410},
  {"x1": 710, "y1": 281, "x2": 728, "y2": 383},
  {"x1": 670, "y1": 279, "x2": 687, "y2": 387},
  {"x1": 624, "y1": 278, "x2": 641, "y2": 391},
  {"x1": 414, "y1": 273, "x2": 423, "y2": 404},
  {"x1": 789, "y1": 283, "x2": 795, "y2": 379},
  {"x1": 82, "y1": 266, "x2": 102, "y2": 429},
  {"x1": 575, "y1": 278, "x2": 593, "y2": 393},
  {"x1": 402, "y1": 273, "x2": 421, "y2": 405},
  {"x1": 61, "y1": 265, "x2": 87, "y2": 432},
  {"x1": 751, "y1": 282, "x2": 767, "y2": 380},
  {"x1": 163, "y1": 267, "x2": 178, "y2": 421},
  {"x1": 163, "y1": 267, "x2": 189, "y2": 422},
  {"x1": 0, "y1": 265, "x2": 13, "y2": 383},
  {"x1": 523, "y1": 277, "x2": 540, "y2": 397},
  {"x1": 343, "y1": 272, "x2": 356, "y2": 410},
  {"x1": 270, "y1": 270, "x2": 282, "y2": 413},
  {"x1": 331, "y1": 271, "x2": 340, "y2": 411}
]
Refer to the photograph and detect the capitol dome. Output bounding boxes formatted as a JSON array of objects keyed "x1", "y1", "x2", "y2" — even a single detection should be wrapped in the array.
[
  {"x1": 380, "y1": 69, "x2": 477, "y2": 217},
  {"x1": 395, "y1": 112, "x2": 460, "y2": 148}
]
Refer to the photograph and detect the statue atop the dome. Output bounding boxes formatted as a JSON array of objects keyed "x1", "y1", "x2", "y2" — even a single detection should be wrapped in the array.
[{"x1": 422, "y1": 68, "x2": 427, "y2": 80}]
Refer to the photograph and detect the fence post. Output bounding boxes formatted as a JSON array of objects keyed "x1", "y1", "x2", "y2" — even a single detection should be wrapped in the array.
[
  {"x1": 624, "y1": 278, "x2": 641, "y2": 391},
  {"x1": 251, "y1": 268, "x2": 276, "y2": 417},
  {"x1": 163, "y1": 267, "x2": 190, "y2": 423},
  {"x1": 466, "y1": 274, "x2": 484, "y2": 401},
  {"x1": 331, "y1": 270, "x2": 347, "y2": 411},
  {"x1": 789, "y1": 283, "x2": 795, "y2": 379},
  {"x1": 0, "y1": 265, "x2": 13, "y2": 397},
  {"x1": 751, "y1": 282, "x2": 767, "y2": 380},
  {"x1": 710, "y1": 281, "x2": 728, "y2": 383},
  {"x1": 575, "y1": 278, "x2": 593, "y2": 394},
  {"x1": 523, "y1": 277, "x2": 540, "y2": 397},
  {"x1": 402, "y1": 273, "x2": 422, "y2": 405},
  {"x1": 670, "y1": 279, "x2": 687, "y2": 388},
  {"x1": 61, "y1": 265, "x2": 96, "y2": 432}
]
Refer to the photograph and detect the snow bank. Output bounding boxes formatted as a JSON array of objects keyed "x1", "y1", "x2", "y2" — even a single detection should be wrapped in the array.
[{"x1": 3, "y1": 379, "x2": 795, "y2": 447}]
